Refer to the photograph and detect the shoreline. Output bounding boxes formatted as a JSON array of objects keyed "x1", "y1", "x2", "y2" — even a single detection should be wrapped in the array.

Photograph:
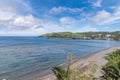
[
  {"x1": 19, "y1": 46, "x2": 120, "y2": 80},
  {"x1": 41, "y1": 36, "x2": 120, "y2": 41}
]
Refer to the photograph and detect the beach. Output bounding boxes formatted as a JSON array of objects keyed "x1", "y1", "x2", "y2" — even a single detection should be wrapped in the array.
[{"x1": 30, "y1": 46, "x2": 120, "y2": 80}]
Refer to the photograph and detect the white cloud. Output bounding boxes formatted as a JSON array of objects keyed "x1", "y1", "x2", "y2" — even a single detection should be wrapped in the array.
[
  {"x1": 0, "y1": 0, "x2": 42, "y2": 32},
  {"x1": 93, "y1": 0, "x2": 102, "y2": 7},
  {"x1": 76, "y1": 26, "x2": 98, "y2": 32},
  {"x1": 9, "y1": 15, "x2": 43, "y2": 30},
  {"x1": 88, "y1": 0, "x2": 103, "y2": 7},
  {"x1": 92, "y1": 7, "x2": 120, "y2": 25},
  {"x1": 60, "y1": 17, "x2": 76, "y2": 25},
  {"x1": 93, "y1": 10, "x2": 111, "y2": 22},
  {"x1": 49, "y1": 6, "x2": 83, "y2": 14},
  {"x1": 0, "y1": 15, "x2": 66, "y2": 36},
  {"x1": 0, "y1": 10, "x2": 67, "y2": 35},
  {"x1": 0, "y1": 0, "x2": 34, "y2": 22},
  {"x1": 40, "y1": 21, "x2": 65, "y2": 33},
  {"x1": 0, "y1": 11, "x2": 15, "y2": 21},
  {"x1": 0, "y1": 0, "x2": 33, "y2": 14},
  {"x1": 0, "y1": 0, "x2": 45, "y2": 36}
]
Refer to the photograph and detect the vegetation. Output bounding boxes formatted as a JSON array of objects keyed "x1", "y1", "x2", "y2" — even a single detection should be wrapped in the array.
[
  {"x1": 52, "y1": 50, "x2": 120, "y2": 80},
  {"x1": 52, "y1": 52, "x2": 98, "y2": 80},
  {"x1": 52, "y1": 66, "x2": 70, "y2": 80},
  {"x1": 102, "y1": 50, "x2": 120, "y2": 80},
  {"x1": 41, "y1": 31, "x2": 120, "y2": 40}
]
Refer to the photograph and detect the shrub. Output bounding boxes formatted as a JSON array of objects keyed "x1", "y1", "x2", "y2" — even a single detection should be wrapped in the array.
[
  {"x1": 102, "y1": 49, "x2": 120, "y2": 80},
  {"x1": 52, "y1": 52, "x2": 98, "y2": 80}
]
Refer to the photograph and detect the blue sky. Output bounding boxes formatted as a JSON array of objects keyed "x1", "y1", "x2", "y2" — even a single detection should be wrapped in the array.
[{"x1": 0, "y1": 0, "x2": 120, "y2": 36}]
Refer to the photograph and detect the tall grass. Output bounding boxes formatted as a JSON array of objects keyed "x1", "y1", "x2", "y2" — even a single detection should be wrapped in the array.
[
  {"x1": 102, "y1": 49, "x2": 120, "y2": 80},
  {"x1": 52, "y1": 52, "x2": 98, "y2": 80},
  {"x1": 52, "y1": 50, "x2": 120, "y2": 80}
]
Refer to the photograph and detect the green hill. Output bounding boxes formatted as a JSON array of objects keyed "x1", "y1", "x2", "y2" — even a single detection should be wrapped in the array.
[{"x1": 40, "y1": 31, "x2": 120, "y2": 40}]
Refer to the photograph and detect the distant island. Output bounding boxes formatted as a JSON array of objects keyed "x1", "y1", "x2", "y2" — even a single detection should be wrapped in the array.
[{"x1": 40, "y1": 31, "x2": 120, "y2": 41}]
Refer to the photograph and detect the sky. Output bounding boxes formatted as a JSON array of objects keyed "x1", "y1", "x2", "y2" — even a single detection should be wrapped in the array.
[{"x1": 0, "y1": 0, "x2": 120, "y2": 36}]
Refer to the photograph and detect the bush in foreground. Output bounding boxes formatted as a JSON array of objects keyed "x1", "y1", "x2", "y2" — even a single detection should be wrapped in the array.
[
  {"x1": 52, "y1": 52, "x2": 98, "y2": 80},
  {"x1": 52, "y1": 50, "x2": 120, "y2": 80},
  {"x1": 102, "y1": 49, "x2": 120, "y2": 80}
]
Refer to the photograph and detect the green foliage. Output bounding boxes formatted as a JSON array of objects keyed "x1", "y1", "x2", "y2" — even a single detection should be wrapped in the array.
[
  {"x1": 52, "y1": 50, "x2": 120, "y2": 80},
  {"x1": 52, "y1": 66, "x2": 70, "y2": 80},
  {"x1": 102, "y1": 50, "x2": 120, "y2": 80},
  {"x1": 41, "y1": 31, "x2": 120, "y2": 40},
  {"x1": 52, "y1": 52, "x2": 98, "y2": 80}
]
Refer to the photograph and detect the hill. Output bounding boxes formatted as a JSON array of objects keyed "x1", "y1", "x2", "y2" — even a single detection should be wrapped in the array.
[{"x1": 41, "y1": 31, "x2": 120, "y2": 40}]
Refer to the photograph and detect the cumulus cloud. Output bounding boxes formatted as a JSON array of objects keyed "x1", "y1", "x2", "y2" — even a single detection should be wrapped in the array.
[
  {"x1": 0, "y1": 0, "x2": 45, "y2": 36},
  {"x1": 0, "y1": 0, "x2": 33, "y2": 14},
  {"x1": 49, "y1": 6, "x2": 83, "y2": 14},
  {"x1": 0, "y1": 19, "x2": 66, "y2": 36},
  {"x1": 76, "y1": 26, "x2": 98, "y2": 32},
  {"x1": 59, "y1": 17, "x2": 76, "y2": 25},
  {"x1": 93, "y1": 0, "x2": 102, "y2": 7},
  {"x1": 89, "y1": 0, "x2": 103, "y2": 7},
  {"x1": 92, "y1": 7, "x2": 120, "y2": 25},
  {"x1": 9, "y1": 15, "x2": 43, "y2": 30},
  {"x1": 0, "y1": 14, "x2": 43, "y2": 30},
  {"x1": 93, "y1": 10, "x2": 111, "y2": 22},
  {"x1": 0, "y1": 0, "x2": 43, "y2": 31},
  {"x1": 0, "y1": 11, "x2": 15, "y2": 21}
]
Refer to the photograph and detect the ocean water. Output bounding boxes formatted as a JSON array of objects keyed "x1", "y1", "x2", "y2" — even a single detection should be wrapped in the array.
[{"x1": 0, "y1": 36, "x2": 120, "y2": 80}]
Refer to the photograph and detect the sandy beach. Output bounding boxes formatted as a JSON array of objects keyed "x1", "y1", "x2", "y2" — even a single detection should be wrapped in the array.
[{"x1": 24, "y1": 46, "x2": 120, "y2": 80}]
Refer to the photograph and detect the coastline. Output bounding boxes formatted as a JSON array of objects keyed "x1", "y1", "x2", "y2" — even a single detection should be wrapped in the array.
[
  {"x1": 41, "y1": 36, "x2": 119, "y2": 41},
  {"x1": 21, "y1": 46, "x2": 120, "y2": 80}
]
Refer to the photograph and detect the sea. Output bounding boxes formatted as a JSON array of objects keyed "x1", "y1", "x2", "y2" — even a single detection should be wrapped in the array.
[{"x1": 0, "y1": 36, "x2": 120, "y2": 80}]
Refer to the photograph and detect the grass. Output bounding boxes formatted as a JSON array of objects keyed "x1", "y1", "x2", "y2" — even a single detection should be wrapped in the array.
[
  {"x1": 102, "y1": 49, "x2": 120, "y2": 80},
  {"x1": 52, "y1": 52, "x2": 98, "y2": 80}
]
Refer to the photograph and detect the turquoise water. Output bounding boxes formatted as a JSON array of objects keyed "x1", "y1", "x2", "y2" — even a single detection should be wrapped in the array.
[{"x1": 0, "y1": 37, "x2": 120, "y2": 80}]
